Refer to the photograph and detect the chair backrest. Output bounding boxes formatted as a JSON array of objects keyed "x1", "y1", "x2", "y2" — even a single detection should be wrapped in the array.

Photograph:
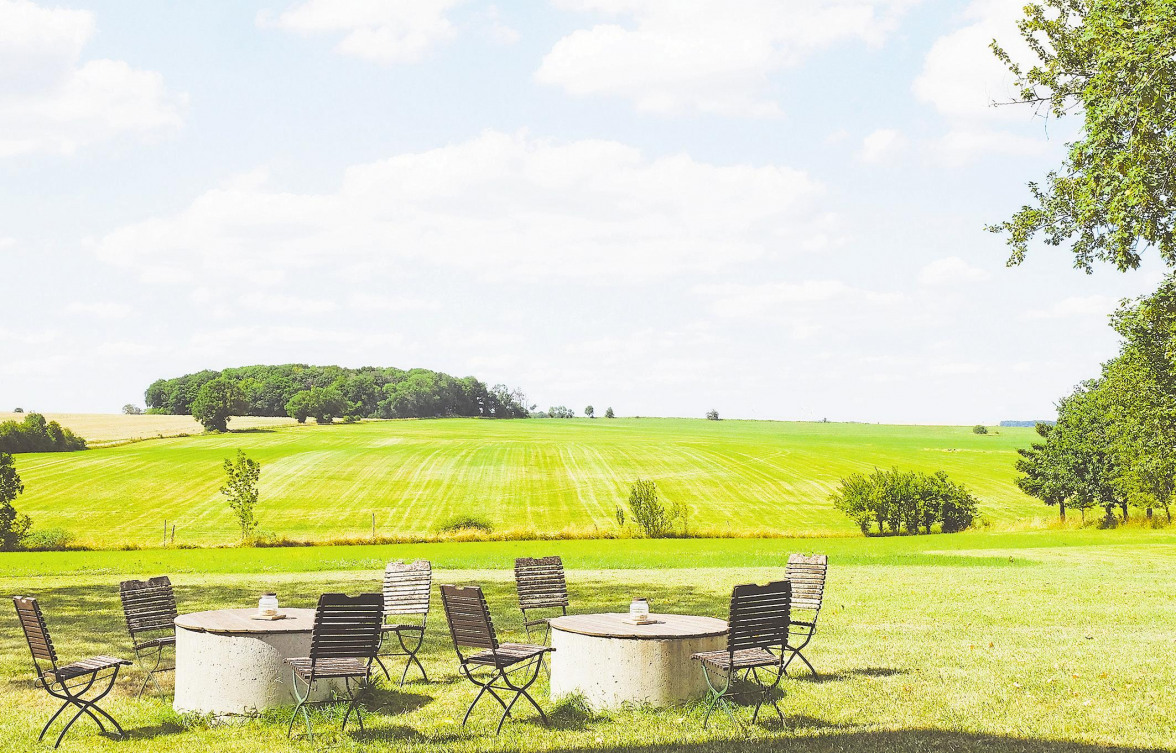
[
  {"x1": 727, "y1": 580, "x2": 791, "y2": 653},
  {"x1": 440, "y1": 584, "x2": 499, "y2": 658},
  {"x1": 120, "y1": 576, "x2": 178, "y2": 638},
  {"x1": 13, "y1": 597, "x2": 58, "y2": 673},
  {"x1": 309, "y1": 593, "x2": 384, "y2": 672},
  {"x1": 786, "y1": 554, "x2": 828, "y2": 612},
  {"x1": 383, "y1": 560, "x2": 431, "y2": 617},
  {"x1": 514, "y1": 556, "x2": 568, "y2": 611}
]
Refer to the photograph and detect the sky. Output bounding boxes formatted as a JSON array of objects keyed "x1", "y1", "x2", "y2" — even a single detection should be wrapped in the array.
[{"x1": 0, "y1": 0, "x2": 1166, "y2": 424}]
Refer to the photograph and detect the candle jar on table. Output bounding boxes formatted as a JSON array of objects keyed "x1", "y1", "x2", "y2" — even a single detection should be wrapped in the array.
[
  {"x1": 629, "y1": 598, "x2": 649, "y2": 623},
  {"x1": 258, "y1": 593, "x2": 279, "y2": 617}
]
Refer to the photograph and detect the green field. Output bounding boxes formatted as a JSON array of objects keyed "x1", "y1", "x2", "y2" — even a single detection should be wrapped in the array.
[
  {"x1": 9, "y1": 418, "x2": 1039, "y2": 547},
  {"x1": 1, "y1": 530, "x2": 1173, "y2": 752}
]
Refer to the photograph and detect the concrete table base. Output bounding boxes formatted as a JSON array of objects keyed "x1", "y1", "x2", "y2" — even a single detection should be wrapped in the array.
[
  {"x1": 549, "y1": 613, "x2": 727, "y2": 710},
  {"x1": 174, "y1": 608, "x2": 344, "y2": 717}
]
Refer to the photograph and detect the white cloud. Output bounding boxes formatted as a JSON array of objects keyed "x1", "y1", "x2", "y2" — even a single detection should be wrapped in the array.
[
  {"x1": 695, "y1": 280, "x2": 902, "y2": 319},
  {"x1": 349, "y1": 293, "x2": 441, "y2": 313},
  {"x1": 912, "y1": 0, "x2": 1050, "y2": 164},
  {"x1": 1024, "y1": 295, "x2": 1118, "y2": 320},
  {"x1": 243, "y1": 293, "x2": 338, "y2": 314},
  {"x1": 536, "y1": 0, "x2": 918, "y2": 117},
  {"x1": 0, "y1": 0, "x2": 185, "y2": 157},
  {"x1": 859, "y1": 128, "x2": 905, "y2": 164},
  {"x1": 64, "y1": 301, "x2": 133, "y2": 319},
  {"x1": 95, "y1": 130, "x2": 830, "y2": 284},
  {"x1": 918, "y1": 257, "x2": 991, "y2": 286},
  {"x1": 260, "y1": 0, "x2": 461, "y2": 64}
]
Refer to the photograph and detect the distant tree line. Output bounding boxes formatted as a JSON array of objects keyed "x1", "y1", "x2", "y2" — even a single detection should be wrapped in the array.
[
  {"x1": 0, "y1": 413, "x2": 86, "y2": 453},
  {"x1": 145, "y1": 364, "x2": 530, "y2": 425},
  {"x1": 1017, "y1": 276, "x2": 1176, "y2": 524}
]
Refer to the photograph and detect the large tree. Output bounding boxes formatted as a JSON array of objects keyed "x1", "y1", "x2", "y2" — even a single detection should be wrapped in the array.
[
  {"x1": 191, "y1": 377, "x2": 248, "y2": 432},
  {"x1": 989, "y1": 0, "x2": 1176, "y2": 271}
]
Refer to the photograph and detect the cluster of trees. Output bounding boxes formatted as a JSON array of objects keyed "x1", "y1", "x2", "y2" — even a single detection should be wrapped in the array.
[
  {"x1": 146, "y1": 365, "x2": 531, "y2": 429},
  {"x1": 831, "y1": 468, "x2": 979, "y2": 535},
  {"x1": 0, "y1": 413, "x2": 86, "y2": 453},
  {"x1": 1016, "y1": 278, "x2": 1176, "y2": 524}
]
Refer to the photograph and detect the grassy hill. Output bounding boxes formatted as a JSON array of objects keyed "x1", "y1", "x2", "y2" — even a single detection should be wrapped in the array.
[{"x1": 6, "y1": 416, "x2": 1038, "y2": 547}]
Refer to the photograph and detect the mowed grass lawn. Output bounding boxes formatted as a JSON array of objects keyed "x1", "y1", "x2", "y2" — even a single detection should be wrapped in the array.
[
  {"x1": 0, "y1": 531, "x2": 1173, "y2": 753},
  {"x1": 11, "y1": 418, "x2": 1038, "y2": 546}
]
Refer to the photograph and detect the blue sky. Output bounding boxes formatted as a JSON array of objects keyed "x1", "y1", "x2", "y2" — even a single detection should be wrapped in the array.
[{"x1": 0, "y1": 0, "x2": 1164, "y2": 423}]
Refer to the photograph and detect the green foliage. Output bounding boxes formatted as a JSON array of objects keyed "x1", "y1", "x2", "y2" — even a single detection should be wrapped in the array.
[
  {"x1": 436, "y1": 514, "x2": 494, "y2": 533},
  {"x1": 21, "y1": 527, "x2": 75, "y2": 551},
  {"x1": 547, "y1": 405, "x2": 575, "y2": 418},
  {"x1": 605, "y1": 407, "x2": 615, "y2": 418},
  {"x1": 147, "y1": 365, "x2": 529, "y2": 420},
  {"x1": 285, "y1": 386, "x2": 347, "y2": 424},
  {"x1": 585, "y1": 405, "x2": 594, "y2": 418},
  {"x1": 0, "y1": 453, "x2": 30, "y2": 551},
  {"x1": 830, "y1": 468, "x2": 979, "y2": 535},
  {"x1": 220, "y1": 450, "x2": 260, "y2": 540},
  {"x1": 972, "y1": 425, "x2": 988, "y2": 435},
  {"x1": 0, "y1": 413, "x2": 87, "y2": 453},
  {"x1": 623, "y1": 478, "x2": 686, "y2": 538},
  {"x1": 191, "y1": 377, "x2": 248, "y2": 432},
  {"x1": 122, "y1": 404, "x2": 143, "y2": 415},
  {"x1": 990, "y1": 1, "x2": 1176, "y2": 271},
  {"x1": 706, "y1": 409, "x2": 720, "y2": 420}
]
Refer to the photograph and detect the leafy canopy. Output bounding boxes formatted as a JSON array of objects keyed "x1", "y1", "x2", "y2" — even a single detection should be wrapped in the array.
[
  {"x1": 220, "y1": 450, "x2": 261, "y2": 540},
  {"x1": 0, "y1": 453, "x2": 31, "y2": 551},
  {"x1": 990, "y1": 0, "x2": 1176, "y2": 271}
]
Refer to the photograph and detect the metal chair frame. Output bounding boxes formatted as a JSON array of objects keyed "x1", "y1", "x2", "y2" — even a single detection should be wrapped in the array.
[
  {"x1": 119, "y1": 575, "x2": 178, "y2": 697},
  {"x1": 784, "y1": 554, "x2": 828, "y2": 676},
  {"x1": 13, "y1": 596, "x2": 132, "y2": 749},
  {"x1": 514, "y1": 556, "x2": 569, "y2": 644},
  {"x1": 285, "y1": 593, "x2": 384, "y2": 740},
  {"x1": 375, "y1": 560, "x2": 431, "y2": 686},
  {"x1": 693, "y1": 580, "x2": 792, "y2": 730},
  {"x1": 441, "y1": 584, "x2": 553, "y2": 734}
]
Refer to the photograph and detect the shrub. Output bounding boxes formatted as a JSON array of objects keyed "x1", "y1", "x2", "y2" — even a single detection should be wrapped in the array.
[
  {"x1": 972, "y1": 424, "x2": 988, "y2": 435},
  {"x1": 22, "y1": 528, "x2": 75, "y2": 551},
  {"x1": 831, "y1": 467, "x2": 980, "y2": 535},
  {"x1": 122, "y1": 404, "x2": 144, "y2": 415},
  {"x1": 0, "y1": 413, "x2": 86, "y2": 453},
  {"x1": 220, "y1": 450, "x2": 260, "y2": 540},
  {"x1": 605, "y1": 407, "x2": 615, "y2": 418},
  {"x1": 706, "y1": 409, "x2": 720, "y2": 421},
  {"x1": 620, "y1": 479, "x2": 685, "y2": 538},
  {"x1": 437, "y1": 514, "x2": 494, "y2": 533}
]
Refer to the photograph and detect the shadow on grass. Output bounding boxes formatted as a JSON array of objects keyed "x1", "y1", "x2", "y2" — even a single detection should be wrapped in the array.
[{"x1": 792, "y1": 666, "x2": 904, "y2": 684}]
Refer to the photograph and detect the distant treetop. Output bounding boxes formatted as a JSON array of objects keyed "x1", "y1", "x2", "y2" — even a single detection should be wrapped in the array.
[{"x1": 145, "y1": 364, "x2": 529, "y2": 421}]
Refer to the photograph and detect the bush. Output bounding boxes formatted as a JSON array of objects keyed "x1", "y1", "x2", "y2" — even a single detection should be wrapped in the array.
[
  {"x1": 0, "y1": 413, "x2": 86, "y2": 453},
  {"x1": 122, "y1": 404, "x2": 144, "y2": 415},
  {"x1": 605, "y1": 407, "x2": 615, "y2": 418},
  {"x1": 617, "y1": 479, "x2": 685, "y2": 538},
  {"x1": 220, "y1": 450, "x2": 260, "y2": 540},
  {"x1": 830, "y1": 467, "x2": 979, "y2": 535},
  {"x1": 973, "y1": 424, "x2": 988, "y2": 435},
  {"x1": 22, "y1": 528, "x2": 75, "y2": 551},
  {"x1": 437, "y1": 514, "x2": 494, "y2": 533},
  {"x1": 706, "y1": 409, "x2": 720, "y2": 421}
]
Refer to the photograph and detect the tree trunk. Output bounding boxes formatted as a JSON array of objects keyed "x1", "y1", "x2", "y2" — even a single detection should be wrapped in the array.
[
  {"x1": 1059, "y1": 500, "x2": 1066, "y2": 521},
  {"x1": 1120, "y1": 501, "x2": 1129, "y2": 521}
]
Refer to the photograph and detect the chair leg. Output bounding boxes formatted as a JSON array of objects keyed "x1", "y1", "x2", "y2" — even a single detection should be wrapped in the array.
[
  {"x1": 287, "y1": 669, "x2": 313, "y2": 740},
  {"x1": 45, "y1": 668, "x2": 124, "y2": 749},
  {"x1": 699, "y1": 664, "x2": 742, "y2": 732},
  {"x1": 135, "y1": 645, "x2": 168, "y2": 698},
  {"x1": 396, "y1": 630, "x2": 428, "y2": 686},
  {"x1": 341, "y1": 676, "x2": 366, "y2": 733}
]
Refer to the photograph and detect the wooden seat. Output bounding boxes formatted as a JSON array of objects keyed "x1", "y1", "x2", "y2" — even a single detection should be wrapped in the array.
[
  {"x1": 285, "y1": 593, "x2": 383, "y2": 740},
  {"x1": 119, "y1": 576, "x2": 178, "y2": 697},
  {"x1": 375, "y1": 560, "x2": 432, "y2": 686},
  {"x1": 14, "y1": 597, "x2": 132, "y2": 749},
  {"x1": 784, "y1": 554, "x2": 828, "y2": 676},
  {"x1": 440, "y1": 584, "x2": 553, "y2": 734},
  {"x1": 514, "y1": 556, "x2": 569, "y2": 643},
  {"x1": 692, "y1": 580, "x2": 792, "y2": 730}
]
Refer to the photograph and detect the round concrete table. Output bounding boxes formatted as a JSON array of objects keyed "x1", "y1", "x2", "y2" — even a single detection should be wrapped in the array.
[
  {"x1": 174, "y1": 608, "x2": 343, "y2": 716},
  {"x1": 548, "y1": 613, "x2": 727, "y2": 709}
]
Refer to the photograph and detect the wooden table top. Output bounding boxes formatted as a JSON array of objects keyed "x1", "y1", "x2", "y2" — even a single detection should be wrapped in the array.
[
  {"x1": 549, "y1": 613, "x2": 727, "y2": 639},
  {"x1": 175, "y1": 608, "x2": 317, "y2": 635}
]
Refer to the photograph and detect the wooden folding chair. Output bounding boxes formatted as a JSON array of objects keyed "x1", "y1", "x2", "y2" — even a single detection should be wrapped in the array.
[
  {"x1": 784, "y1": 554, "x2": 828, "y2": 676},
  {"x1": 514, "y1": 556, "x2": 569, "y2": 643},
  {"x1": 119, "y1": 575, "x2": 177, "y2": 697},
  {"x1": 285, "y1": 593, "x2": 384, "y2": 740},
  {"x1": 13, "y1": 596, "x2": 132, "y2": 748},
  {"x1": 692, "y1": 580, "x2": 791, "y2": 729},
  {"x1": 375, "y1": 560, "x2": 431, "y2": 686},
  {"x1": 440, "y1": 584, "x2": 552, "y2": 734}
]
